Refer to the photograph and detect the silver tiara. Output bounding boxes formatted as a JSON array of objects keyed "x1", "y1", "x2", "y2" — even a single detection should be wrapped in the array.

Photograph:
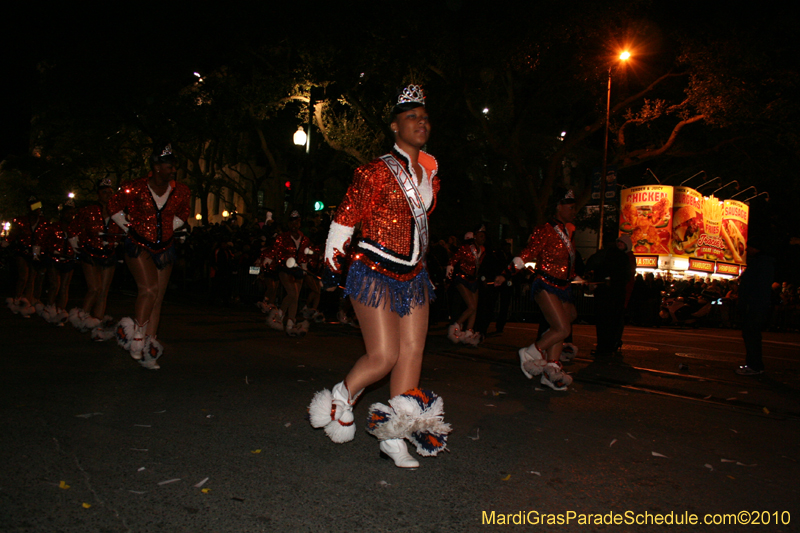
[
  {"x1": 565, "y1": 189, "x2": 575, "y2": 200},
  {"x1": 160, "y1": 144, "x2": 173, "y2": 157},
  {"x1": 397, "y1": 85, "x2": 425, "y2": 106}
]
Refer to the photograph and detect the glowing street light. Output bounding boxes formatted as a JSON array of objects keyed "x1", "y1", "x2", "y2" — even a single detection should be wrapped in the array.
[
  {"x1": 598, "y1": 49, "x2": 632, "y2": 249},
  {"x1": 222, "y1": 210, "x2": 230, "y2": 218},
  {"x1": 68, "y1": 192, "x2": 75, "y2": 199},
  {"x1": 293, "y1": 126, "x2": 307, "y2": 148},
  {"x1": 195, "y1": 213, "x2": 202, "y2": 221}
]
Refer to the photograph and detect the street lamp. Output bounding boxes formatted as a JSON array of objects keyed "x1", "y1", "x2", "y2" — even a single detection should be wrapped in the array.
[
  {"x1": 293, "y1": 126, "x2": 307, "y2": 149},
  {"x1": 598, "y1": 50, "x2": 631, "y2": 249}
]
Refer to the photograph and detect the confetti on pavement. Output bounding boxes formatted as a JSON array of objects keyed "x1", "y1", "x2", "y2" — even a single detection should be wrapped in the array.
[
  {"x1": 194, "y1": 477, "x2": 209, "y2": 488},
  {"x1": 75, "y1": 413, "x2": 103, "y2": 418},
  {"x1": 157, "y1": 479, "x2": 181, "y2": 486},
  {"x1": 610, "y1": 439, "x2": 617, "y2": 447},
  {"x1": 59, "y1": 481, "x2": 70, "y2": 490},
  {"x1": 651, "y1": 452, "x2": 668, "y2": 458}
]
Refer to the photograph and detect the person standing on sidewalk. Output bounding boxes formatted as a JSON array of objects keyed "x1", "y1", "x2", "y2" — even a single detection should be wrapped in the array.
[
  {"x1": 736, "y1": 198, "x2": 777, "y2": 375},
  {"x1": 308, "y1": 85, "x2": 451, "y2": 468}
]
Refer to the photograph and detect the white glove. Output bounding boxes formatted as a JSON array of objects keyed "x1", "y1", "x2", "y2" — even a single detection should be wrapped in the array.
[
  {"x1": 111, "y1": 211, "x2": 129, "y2": 233},
  {"x1": 445, "y1": 265, "x2": 454, "y2": 279},
  {"x1": 68, "y1": 236, "x2": 80, "y2": 252},
  {"x1": 304, "y1": 247, "x2": 313, "y2": 255},
  {"x1": 263, "y1": 257, "x2": 273, "y2": 266},
  {"x1": 286, "y1": 257, "x2": 297, "y2": 269}
]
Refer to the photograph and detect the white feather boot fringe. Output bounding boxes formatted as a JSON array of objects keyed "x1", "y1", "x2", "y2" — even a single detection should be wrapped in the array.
[
  {"x1": 115, "y1": 317, "x2": 135, "y2": 351},
  {"x1": 139, "y1": 337, "x2": 162, "y2": 370},
  {"x1": 366, "y1": 389, "x2": 451, "y2": 457},
  {"x1": 69, "y1": 308, "x2": 88, "y2": 329},
  {"x1": 308, "y1": 381, "x2": 363, "y2": 443}
]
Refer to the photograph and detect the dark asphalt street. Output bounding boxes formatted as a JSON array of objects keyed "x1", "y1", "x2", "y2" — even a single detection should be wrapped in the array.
[{"x1": 1, "y1": 297, "x2": 798, "y2": 532}]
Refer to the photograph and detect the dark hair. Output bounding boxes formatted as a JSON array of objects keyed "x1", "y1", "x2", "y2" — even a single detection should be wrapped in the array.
[{"x1": 390, "y1": 101, "x2": 425, "y2": 123}]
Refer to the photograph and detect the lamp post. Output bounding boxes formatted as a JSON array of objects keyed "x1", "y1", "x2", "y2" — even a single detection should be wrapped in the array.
[{"x1": 598, "y1": 50, "x2": 631, "y2": 249}]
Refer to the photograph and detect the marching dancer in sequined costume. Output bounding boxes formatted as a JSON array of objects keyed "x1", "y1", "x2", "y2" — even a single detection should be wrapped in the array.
[
  {"x1": 109, "y1": 143, "x2": 191, "y2": 369},
  {"x1": 267, "y1": 211, "x2": 313, "y2": 336},
  {"x1": 308, "y1": 86, "x2": 450, "y2": 468},
  {"x1": 67, "y1": 179, "x2": 124, "y2": 339},
  {"x1": 4, "y1": 197, "x2": 50, "y2": 317},
  {"x1": 496, "y1": 189, "x2": 580, "y2": 390},
  {"x1": 37, "y1": 200, "x2": 78, "y2": 325},
  {"x1": 446, "y1": 228, "x2": 486, "y2": 345}
]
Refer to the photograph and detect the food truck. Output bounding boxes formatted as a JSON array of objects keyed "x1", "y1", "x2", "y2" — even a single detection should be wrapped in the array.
[{"x1": 618, "y1": 185, "x2": 749, "y2": 279}]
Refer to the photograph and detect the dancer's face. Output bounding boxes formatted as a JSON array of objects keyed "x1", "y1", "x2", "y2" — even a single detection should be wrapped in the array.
[
  {"x1": 556, "y1": 203, "x2": 576, "y2": 224},
  {"x1": 392, "y1": 106, "x2": 430, "y2": 151}
]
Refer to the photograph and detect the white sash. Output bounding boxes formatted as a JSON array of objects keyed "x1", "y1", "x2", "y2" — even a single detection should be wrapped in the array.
[
  {"x1": 379, "y1": 154, "x2": 429, "y2": 256},
  {"x1": 551, "y1": 222, "x2": 575, "y2": 272}
]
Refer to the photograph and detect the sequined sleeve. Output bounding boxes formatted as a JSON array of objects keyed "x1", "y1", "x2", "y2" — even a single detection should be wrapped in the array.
[
  {"x1": 518, "y1": 225, "x2": 549, "y2": 266},
  {"x1": 324, "y1": 165, "x2": 375, "y2": 274},
  {"x1": 108, "y1": 182, "x2": 132, "y2": 216}
]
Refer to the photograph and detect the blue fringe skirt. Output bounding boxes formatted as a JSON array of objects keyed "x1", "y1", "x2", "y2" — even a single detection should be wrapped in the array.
[
  {"x1": 344, "y1": 260, "x2": 434, "y2": 318},
  {"x1": 530, "y1": 276, "x2": 573, "y2": 304}
]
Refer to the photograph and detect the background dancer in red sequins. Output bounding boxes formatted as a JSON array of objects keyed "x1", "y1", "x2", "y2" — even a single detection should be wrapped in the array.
[
  {"x1": 446, "y1": 228, "x2": 486, "y2": 346},
  {"x1": 38, "y1": 200, "x2": 78, "y2": 325},
  {"x1": 4, "y1": 197, "x2": 50, "y2": 317},
  {"x1": 308, "y1": 85, "x2": 450, "y2": 468},
  {"x1": 496, "y1": 189, "x2": 581, "y2": 390},
  {"x1": 269, "y1": 211, "x2": 312, "y2": 336},
  {"x1": 109, "y1": 143, "x2": 191, "y2": 369},
  {"x1": 68, "y1": 179, "x2": 124, "y2": 339}
]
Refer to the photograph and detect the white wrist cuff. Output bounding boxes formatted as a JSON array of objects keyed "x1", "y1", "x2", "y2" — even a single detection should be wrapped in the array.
[
  {"x1": 324, "y1": 221, "x2": 354, "y2": 272},
  {"x1": 111, "y1": 211, "x2": 129, "y2": 233}
]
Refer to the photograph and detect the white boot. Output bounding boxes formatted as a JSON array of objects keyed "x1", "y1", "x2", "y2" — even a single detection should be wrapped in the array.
[
  {"x1": 518, "y1": 344, "x2": 544, "y2": 379},
  {"x1": 446, "y1": 323, "x2": 462, "y2": 344},
  {"x1": 129, "y1": 321, "x2": 146, "y2": 361},
  {"x1": 379, "y1": 439, "x2": 419, "y2": 468},
  {"x1": 267, "y1": 308, "x2": 284, "y2": 330},
  {"x1": 309, "y1": 381, "x2": 364, "y2": 443},
  {"x1": 541, "y1": 361, "x2": 573, "y2": 391}
]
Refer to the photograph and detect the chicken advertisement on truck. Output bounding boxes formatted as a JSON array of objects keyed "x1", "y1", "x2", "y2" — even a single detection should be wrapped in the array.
[{"x1": 619, "y1": 185, "x2": 673, "y2": 255}]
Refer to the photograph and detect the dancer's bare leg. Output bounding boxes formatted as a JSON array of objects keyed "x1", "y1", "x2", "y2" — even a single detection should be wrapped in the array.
[
  {"x1": 304, "y1": 275, "x2": 321, "y2": 310},
  {"x1": 46, "y1": 266, "x2": 61, "y2": 307},
  {"x1": 14, "y1": 257, "x2": 30, "y2": 300},
  {"x1": 345, "y1": 296, "x2": 429, "y2": 397},
  {"x1": 146, "y1": 263, "x2": 173, "y2": 336},
  {"x1": 456, "y1": 284, "x2": 478, "y2": 329},
  {"x1": 56, "y1": 270, "x2": 73, "y2": 310},
  {"x1": 279, "y1": 272, "x2": 301, "y2": 321},
  {"x1": 82, "y1": 263, "x2": 101, "y2": 314},
  {"x1": 126, "y1": 252, "x2": 173, "y2": 335},
  {"x1": 92, "y1": 266, "x2": 115, "y2": 319},
  {"x1": 534, "y1": 291, "x2": 573, "y2": 361}
]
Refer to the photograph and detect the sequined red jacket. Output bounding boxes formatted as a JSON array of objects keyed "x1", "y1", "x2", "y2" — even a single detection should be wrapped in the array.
[
  {"x1": 324, "y1": 146, "x2": 439, "y2": 282},
  {"x1": 108, "y1": 177, "x2": 191, "y2": 252},
  {"x1": 7, "y1": 213, "x2": 50, "y2": 254},
  {"x1": 516, "y1": 220, "x2": 575, "y2": 285},
  {"x1": 449, "y1": 244, "x2": 485, "y2": 282},
  {"x1": 273, "y1": 231, "x2": 313, "y2": 269},
  {"x1": 69, "y1": 204, "x2": 124, "y2": 260},
  {"x1": 39, "y1": 222, "x2": 76, "y2": 262}
]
